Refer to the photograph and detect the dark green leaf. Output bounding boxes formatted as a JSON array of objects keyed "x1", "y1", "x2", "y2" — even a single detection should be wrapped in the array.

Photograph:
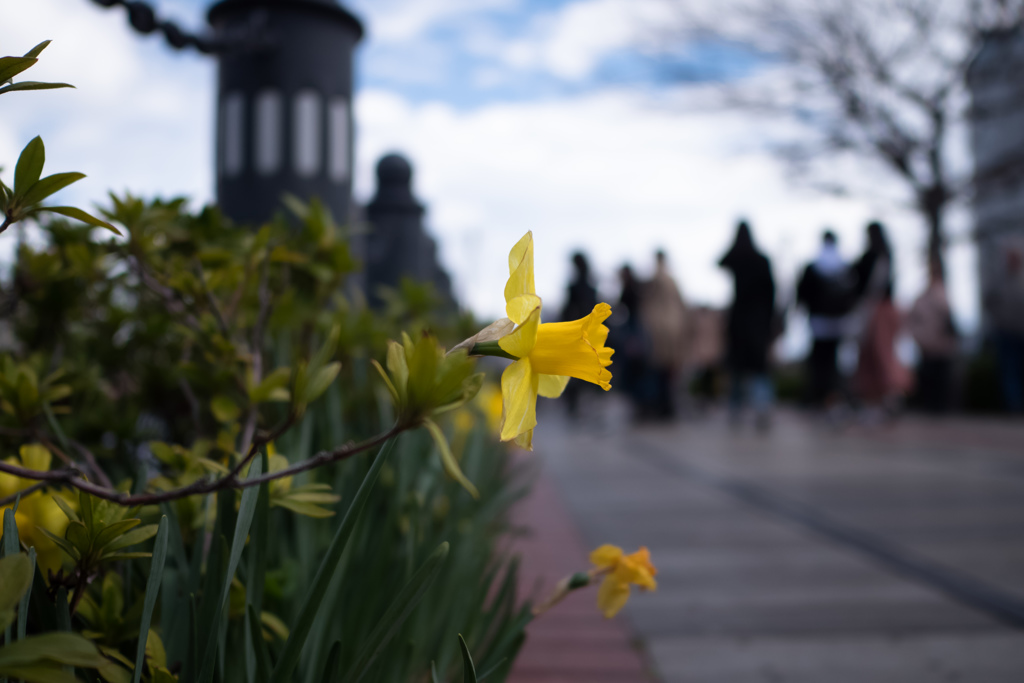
[
  {"x1": 38, "y1": 205, "x2": 122, "y2": 236},
  {"x1": 0, "y1": 81, "x2": 74, "y2": 96},
  {"x1": 91, "y1": 518, "x2": 141, "y2": 552},
  {"x1": 133, "y1": 516, "x2": 168, "y2": 683},
  {"x1": 459, "y1": 634, "x2": 478, "y2": 683},
  {"x1": 348, "y1": 542, "x2": 450, "y2": 682},
  {"x1": 102, "y1": 524, "x2": 157, "y2": 552},
  {"x1": 247, "y1": 606, "x2": 271, "y2": 683},
  {"x1": 14, "y1": 136, "x2": 44, "y2": 197},
  {"x1": 2, "y1": 506, "x2": 19, "y2": 556},
  {"x1": 317, "y1": 641, "x2": 341, "y2": 683},
  {"x1": 0, "y1": 57, "x2": 37, "y2": 84},
  {"x1": 50, "y1": 495, "x2": 79, "y2": 524},
  {"x1": 36, "y1": 528, "x2": 79, "y2": 561},
  {"x1": 0, "y1": 662, "x2": 77, "y2": 683},
  {"x1": 269, "y1": 437, "x2": 397, "y2": 683},
  {"x1": 17, "y1": 548, "x2": 36, "y2": 640},
  {"x1": 23, "y1": 41, "x2": 51, "y2": 59},
  {"x1": 20, "y1": 172, "x2": 84, "y2": 206}
]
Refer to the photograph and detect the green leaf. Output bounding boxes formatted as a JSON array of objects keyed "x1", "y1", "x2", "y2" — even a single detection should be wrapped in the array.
[
  {"x1": 91, "y1": 518, "x2": 141, "y2": 552},
  {"x1": 244, "y1": 454, "x2": 270, "y2": 683},
  {"x1": 302, "y1": 361, "x2": 340, "y2": 405},
  {"x1": 196, "y1": 457, "x2": 263, "y2": 683},
  {"x1": 0, "y1": 57, "x2": 37, "y2": 84},
  {"x1": 249, "y1": 367, "x2": 292, "y2": 403},
  {"x1": 247, "y1": 606, "x2": 271, "y2": 683},
  {"x1": 20, "y1": 172, "x2": 84, "y2": 206},
  {"x1": 50, "y1": 495, "x2": 79, "y2": 523},
  {"x1": 424, "y1": 418, "x2": 479, "y2": 499},
  {"x1": 210, "y1": 395, "x2": 241, "y2": 423},
  {"x1": 269, "y1": 437, "x2": 397, "y2": 683},
  {"x1": 65, "y1": 520, "x2": 91, "y2": 555},
  {"x1": 17, "y1": 548, "x2": 36, "y2": 640},
  {"x1": 0, "y1": 632, "x2": 111, "y2": 670},
  {"x1": 348, "y1": 542, "x2": 449, "y2": 682},
  {"x1": 38, "y1": 205, "x2": 122, "y2": 235},
  {"x1": 102, "y1": 524, "x2": 158, "y2": 552},
  {"x1": 36, "y1": 528, "x2": 78, "y2": 561},
  {"x1": 317, "y1": 641, "x2": 341, "y2": 683},
  {"x1": 0, "y1": 81, "x2": 74, "y2": 96},
  {"x1": 23, "y1": 41, "x2": 52, "y2": 59},
  {"x1": 14, "y1": 136, "x2": 45, "y2": 197},
  {"x1": 459, "y1": 634, "x2": 478, "y2": 683},
  {"x1": 133, "y1": 516, "x2": 168, "y2": 683},
  {"x1": 2, "y1": 506, "x2": 19, "y2": 556},
  {"x1": 0, "y1": 553, "x2": 32, "y2": 633}
]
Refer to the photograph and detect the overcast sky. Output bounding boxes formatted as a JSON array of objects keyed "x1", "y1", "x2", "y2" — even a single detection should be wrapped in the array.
[{"x1": 1, "y1": 0, "x2": 981, "y2": 358}]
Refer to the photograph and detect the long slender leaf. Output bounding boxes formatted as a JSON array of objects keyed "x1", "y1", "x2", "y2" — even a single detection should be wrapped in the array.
[
  {"x1": 2, "y1": 506, "x2": 19, "y2": 556},
  {"x1": 16, "y1": 548, "x2": 35, "y2": 640},
  {"x1": 20, "y1": 172, "x2": 84, "y2": 207},
  {"x1": 197, "y1": 457, "x2": 264, "y2": 683},
  {"x1": 317, "y1": 642, "x2": 341, "y2": 683},
  {"x1": 36, "y1": 206, "x2": 121, "y2": 235},
  {"x1": 458, "y1": 634, "x2": 478, "y2": 683},
  {"x1": 244, "y1": 454, "x2": 270, "y2": 683},
  {"x1": 0, "y1": 57, "x2": 36, "y2": 85},
  {"x1": 23, "y1": 41, "x2": 51, "y2": 59},
  {"x1": 133, "y1": 516, "x2": 168, "y2": 683},
  {"x1": 348, "y1": 542, "x2": 450, "y2": 682},
  {"x1": 54, "y1": 587, "x2": 70, "y2": 632},
  {"x1": 269, "y1": 437, "x2": 397, "y2": 683},
  {"x1": 247, "y1": 606, "x2": 271, "y2": 683},
  {"x1": 0, "y1": 81, "x2": 74, "y2": 96}
]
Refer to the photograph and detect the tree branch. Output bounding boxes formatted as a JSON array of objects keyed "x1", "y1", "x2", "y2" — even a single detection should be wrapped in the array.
[{"x1": 0, "y1": 424, "x2": 402, "y2": 506}]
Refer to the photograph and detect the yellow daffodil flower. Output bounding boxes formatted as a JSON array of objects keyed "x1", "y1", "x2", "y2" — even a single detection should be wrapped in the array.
[
  {"x1": 495, "y1": 232, "x2": 614, "y2": 449},
  {"x1": 589, "y1": 544, "x2": 657, "y2": 618},
  {"x1": 0, "y1": 444, "x2": 77, "y2": 577}
]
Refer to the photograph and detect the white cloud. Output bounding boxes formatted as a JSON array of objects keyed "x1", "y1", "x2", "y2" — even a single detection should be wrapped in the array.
[
  {"x1": 352, "y1": 87, "x2": 977, "y2": 359},
  {"x1": 350, "y1": 0, "x2": 517, "y2": 42},
  {"x1": 0, "y1": 0, "x2": 215, "y2": 214}
]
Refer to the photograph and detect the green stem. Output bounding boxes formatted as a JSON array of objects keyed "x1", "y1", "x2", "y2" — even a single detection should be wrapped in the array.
[{"x1": 470, "y1": 341, "x2": 518, "y2": 361}]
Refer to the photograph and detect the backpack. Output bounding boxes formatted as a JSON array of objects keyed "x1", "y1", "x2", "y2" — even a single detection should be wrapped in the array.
[{"x1": 799, "y1": 265, "x2": 857, "y2": 317}]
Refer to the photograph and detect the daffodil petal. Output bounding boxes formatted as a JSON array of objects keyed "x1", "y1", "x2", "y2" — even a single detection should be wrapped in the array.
[
  {"x1": 596, "y1": 575, "x2": 631, "y2": 619},
  {"x1": 498, "y1": 306, "x2": 540, "y2": 359},
  {"x1": 530, "y1": 304, "x2": 613, "y2": 389},
  {"x1": 513, "y1": 429, "x2": 534, "y2": 451},
  {"x1": 538, "y1": 374, "x2": 570, "y2": 398},
  {"x1": 506, "y1": 294, "x2": 542, "y2": 327},
  {"x1": 504, "y1": 232, "x2": 535, "y2": 316},
  {"x1": 589, "y1": 544, "x2": 624, "y2": 569},
  {"x1": 499, "y1": 358, "x2": 539, "y2": 444}
]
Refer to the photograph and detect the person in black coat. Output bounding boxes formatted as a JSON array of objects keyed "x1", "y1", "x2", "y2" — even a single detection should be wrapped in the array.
[
  {"x1": 560, "y1": 252, "x2": 599, "y2": 419},
  {"x1": 718, "y1": 221, "x2": 776, "y2": 428}
]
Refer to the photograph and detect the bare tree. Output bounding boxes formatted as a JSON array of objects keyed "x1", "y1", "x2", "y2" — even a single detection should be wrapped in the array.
[{"x1": 657, "y1": 0, "x2": 1024, "y2": 265}]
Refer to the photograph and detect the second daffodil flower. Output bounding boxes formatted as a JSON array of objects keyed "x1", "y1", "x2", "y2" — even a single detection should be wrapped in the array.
[{"x1": 469, "y1": 231, "x2": 614, "y2": 450}]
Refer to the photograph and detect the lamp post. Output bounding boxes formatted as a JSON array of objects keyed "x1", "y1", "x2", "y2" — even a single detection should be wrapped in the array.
[{"x1": 89, "y1": 0, "x2": 363, "y2": 226}]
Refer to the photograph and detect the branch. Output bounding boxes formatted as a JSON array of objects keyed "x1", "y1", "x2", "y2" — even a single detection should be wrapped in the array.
[{"x1": 0, "y1": 424, "x2": 403, "y2": 506}]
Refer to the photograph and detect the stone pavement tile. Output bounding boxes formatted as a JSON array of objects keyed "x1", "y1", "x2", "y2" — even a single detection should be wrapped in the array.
[
  {"x1": 648, "y1": 632, "x2": 1024, "y2": 683},
  {"x1": 507, "y1": 456, "x2": 654, "y2": 683}
]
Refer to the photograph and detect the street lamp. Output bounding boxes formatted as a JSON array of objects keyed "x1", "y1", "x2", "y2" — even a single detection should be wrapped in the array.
[{"x1": 89, "y1": 0, "x2": 363, "y2": 227}]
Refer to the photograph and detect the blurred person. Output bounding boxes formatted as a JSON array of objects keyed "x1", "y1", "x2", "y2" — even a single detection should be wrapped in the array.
[
  {"x1": 983, "y1": 241, "x2": 1024, "y2": 412},
  {"x1": 853, "y1": 286, "x2": 912, "y2": 424},
  {"x1": 906, "y1": 259, "x2": 958, "y2": 414},
  {"x1": 611, "y1": 264, "x2": 649, "y2": 413},
  {"x1": 687, "y1": 305, "x2": 726, "y2": 411},
  {"x1": 560, "y1": 252, "x2": 599, "y2": 419},
  {"x1": 639, "y1": 250, "x2": 688, "y2": 419},
  {"x1": 718, "y1": 221, "x2": 776, "y2": 429},
  {"x1": 797, "y1": 230, "x2": 857, "y2": 411},
  {"x1": 851, "y1": 221, "x2": 894, "y2": 335}
]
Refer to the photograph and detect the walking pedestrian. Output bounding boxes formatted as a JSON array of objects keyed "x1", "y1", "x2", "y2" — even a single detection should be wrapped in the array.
[
  {"x1": 906, "y1": 259, "x2": 958, "y2": 414},
  {"x1": 797, "y1": 230, "x2": 857, "y2": 412},
  {"x1": 853, "y1": 286, "x2": 912, "y2": 424},
  {"x1": 639, "y1": 250, "x2": 688, "y2": 419},
  {"x1": 612, "y1": 264, "x2": 649, "y2": 413},
  {"x1": 718, "y1": 221, "x2": 776, "y2": 430},
  {"x1": 983, "y1": 241, "x2": 1024, "y2": 413}
]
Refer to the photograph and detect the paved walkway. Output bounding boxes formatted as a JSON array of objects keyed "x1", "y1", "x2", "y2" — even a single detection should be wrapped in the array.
[{"x1": 526, "y1": 397, "x2": 1024, "y2": 682}]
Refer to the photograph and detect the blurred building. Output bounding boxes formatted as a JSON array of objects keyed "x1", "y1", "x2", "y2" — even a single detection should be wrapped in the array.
[
  {"x1": 362, "y1": 154, "x2": 456, "y2": 310},
  {"x1": 967, "y1": 28, "x2": 1024, "y2": 325}
]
